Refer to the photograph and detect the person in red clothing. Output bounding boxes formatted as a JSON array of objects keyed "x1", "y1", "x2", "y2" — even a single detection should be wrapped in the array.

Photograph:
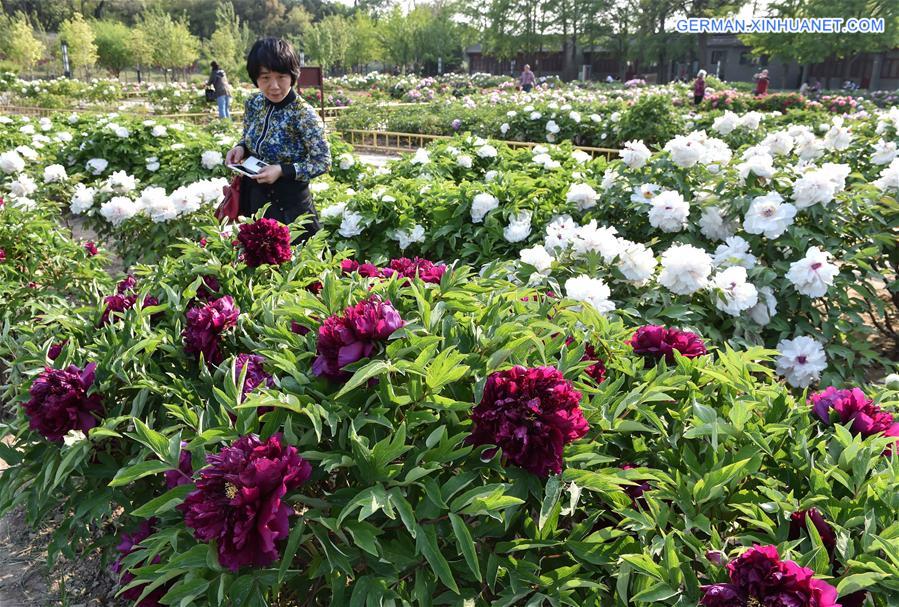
[
  {"x1": 519, "y1": 64, "x2": 536, "y2": 92},
  {"x1": 754, "y1": 69, "x2": 769, "y2": 96},
  {"x1": 693, "y1": 69, "x2": 706, "y2": 105}
]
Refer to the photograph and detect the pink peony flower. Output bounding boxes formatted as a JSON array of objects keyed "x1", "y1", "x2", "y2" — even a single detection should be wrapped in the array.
[
  {"x1": 117, "y1": 275, "x2": 138, "y2": 294},
  {"x1": 84, "y1": 241, "x2": 98, "y2": 256},
  {"x1": 23, "y1": 363, "x2": 104, "y2": 442},
  {"x1": 383, "y1": 257, "x2": 447, "y2": 284},
  {"x1": 627, "y1": 325, "x2": 707, "y2": 364},
  {"x1": 312, "y1": 296, "x2": 405, "y2": 380},
  {"x1": 810, "y1": 386, "x2": 899, "y2": 450},
  {"x1": 182, "y1": 434, "x2": 311, "y2": 571},
  {"x1": 195, "y1": 275, "x2": 221, "y2": 301},
  {"x1": 183, "y1": 296, "x2": 240, "y2": 364},
  {"x1": 467, "y1": 366, "x2": 589, "y2": 477},
  {"x1": 237, "y1": 218, "x2": 292, "y2": 267},
  {"x1": 565, "y1": 337, "x2": 607, "y2": 384}
]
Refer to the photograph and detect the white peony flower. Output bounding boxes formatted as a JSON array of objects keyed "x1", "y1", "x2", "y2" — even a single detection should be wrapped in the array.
[
  {"x1": 761, "y1": 131, "x2": 794, "y2": 156},
  {"x1": 113, "y1": 125, "x2": 130, "y2": 138},
  {"x1": 201, "y1": 150, "x2": 223, "y2": 170},
  {"x1": 106, "y1": 170, "x2": 137, "y2": 194},
  {"x1": 485, "y1": 170, "x2": 499, "y2": 182},
  {"x1": 713, "y1": 111, "x2": 739, "y2": 136},
  {"x1": 648, "y1": 190, "x2": 689, "y2": 233},
  {"x1": 145, "y1": 157, "x2": 160, "y2": 172},
  {"x1": 151, "y1": 125, "x2": 168, "y2": 137},
  {"x1": 338, "y1": 211, "x2": 366, "y2": 237},
  {"x1": 15, "y1": 146, "x2": 37, "y2": 163},
  {"x1": 42, "y1": 164, "x2": 68, "y2": 183},
  {"x1": 737, "y1": 153, "x2": 776, "y2": 182},
  {"x1": 566, "y1": 183, "x2": 597, "y2": 211},
  {"x1": 565, "y1": 275, "x2": 615, "y2": 315},
  {"x1": 823, "y1": 120, "x2": 852, "y2": 151},
  {"x1": 600, "y1": 169, "x2": 620, "y2": 191},
  {"x1": 470, "y1": 193, "x2": 500, "y2": 223},
  {"x1": 873, "y1": 157, "x2": 899, "y2": 193},
  {"x1": 0, "y1": 151, "x2": 26, "y2": 174},
  {"x1": 871, "y1": 139, "x2": 898, "y2": 165},
  {"x1": 664, "y1": 135, "x2": 703, "y2": 168},
  {"x1": 738, "y1": 111, "x2": 763, "y2": 131},
  {"x1": 62, "y1": 430, "x2": 87, "y2": 447},
  {"x1": 617, "y1": 240, "x2": 657, "y2": 285},
  {"x1": 786, "y1": 246, "x2": 838, "y2": 298},
  {"x1": 503, "y1": 210, "x2": 532, "y2": 243},
  {"x1": 792, "y1": 163, "x2": 850, "y2": 208},
  {"x1": 99, "y1": 196, "x2": 139, "y2": 227},
  {"x1": 546, "y1": 120, "x2": 560, "y2": 135},
  {"x1": 631, "y1": 183, "x2": 661, "y2": 205},
  {"x1": 86, "y1": 158, "x2": 108, "y2": 175},
  {"x1": 19, "y1": 123, "x2": 35, "y2": 135},
  {"x1": 775, "y1": 336, "x2": 827, "y2": 388},
  {"x1": 571, "y1": 149, "x2": 591, "y2": 164},
  {"x1": 319, "y1": 201, "x2": 347, "y2": 220},
  {"x1": 709, "y1": 266, "x2": 758, "y2": 316},
  {"x1": 139, "y1": 187, "x2": 177, "y2": 222},
  {"x1": 519, "y1": 244, "x2": 554, "y2": 273},
  {"x1": 544, "y1": 214, "x2": 579, "y2": 252},
  {"x1": 389, "y1": 224, "x2": 426, "y2": 250},
  {"x1": 747, "y1": 285, "x2": 777, "y2": 325},
  {"x1": 54, "y1": 131, "x2": 73, "y2": 143},
  {"x1": 743, "y1": 192, "x2": 797, "y2": 239},
  {"x1": 9, "y1": 174, "x2": 37, "y2": 197},
  {"x1": 571, "y1": 220, "x2": 622, "y2": 261},
  {"x1": 620, "y1": 140, "x2": 651, "y2": 169},
  {"x1": 569, "y1": 111, "x2": 581, "y2": 123},
  {"x1": 659, "y1": 243, "x2": 712, "y2": 295},
  {"x1": 69, "y1": 184, "x2": 96, "y2": 214},
  {"x1": 500, "y1": 123, "x2": 510, "y2": 135},
  {"x1": 530, "y1": 111, "x2": 542, "y2": 120},
  {"x1": 338, "y1": 152, "x2": 355, "y2": 170},
  {"x1": 456, "y1": 155, "x2": 473, "y2": 169},
  {"x1": 698, "y1": 205, "x2": 735, "y2": 242},
  {"x1": 11, "y1": 196, "x2": 37, "y2": 211},
  {"x1": 476, "y1": 145, "x2": 497, "y2": 159},
  {"x1": 713, "y1": 236, "x2": 757, "y2": 269}
]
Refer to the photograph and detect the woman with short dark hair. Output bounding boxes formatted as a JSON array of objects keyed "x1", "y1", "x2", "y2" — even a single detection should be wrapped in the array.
[{"x1": 225, "y1": 38, "x2": 331, "y2": 239}]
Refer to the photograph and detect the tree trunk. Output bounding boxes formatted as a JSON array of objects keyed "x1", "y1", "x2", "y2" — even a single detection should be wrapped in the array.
[
  {"x1": 697, "y1": 32, "x2": 707, "y2": 69},
  {"x1": 869, "y1": 52, "x2": 884, "y2": 90}
]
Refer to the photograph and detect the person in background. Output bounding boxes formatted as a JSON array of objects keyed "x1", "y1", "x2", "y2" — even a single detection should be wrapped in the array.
[
  {"x1": 207, "y1": 61, "x2": 232, "y2": 119},
  {"x1": 520, "y1": 64, "x2": 536, "y2": 92},
  {"x1": 693, "y1": 69, "x2": 707, "y2": 105},
  {"x1": 753, "y1": 68, "x2": 769, "y2": 96},
  {"x1": 799, "y1": 81, "x2": 809, "y2": 95},
  {"x1": 224, "y1": 38, "x2": 331, "y2": 240}
]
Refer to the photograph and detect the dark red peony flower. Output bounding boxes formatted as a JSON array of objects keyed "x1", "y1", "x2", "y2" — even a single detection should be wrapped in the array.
[
  {"x1": 306, "y1": 280, "x2": 323, "y2": 294},
  {"x1": 48, "y1": 340, "x2": 68, "y2": 361},
  {"x1": 195, "y1": 275, "x2": 221, "y2": 301},
  {"x1": 235, "y1": 354, "x2": 274, "y2": 401},
  {"x1": 627, "y1": 325, "x2": 707, "y2": 364},
  {"x1": 164, "y1": 442, "x2": 194, "y2": 489},
  {"x1": 84, "y1": 241, "x2": 98, "y2": 256},
  {"x1": 183, "y1": 296, "x2": 240, "y2": 364},
  {"x1": 112, "y1": 519, "x2": 167, "y2": 607},
  {"x1": 0, "y1": 249, "x2": 5, "y2": 263},
  {"x1": 312, "y1": 296, "x2": 405, "y2": 380},
  {"x1": 117, "y1": 275, "x2": 138, "y2": 294},
  {"x1": 565, "y1": 337, "x2": 607, "y2": 384},
  {"x1": 467, "y1": 366, "x2": 589, "y2": 477},
  {"x1": 290, "y1": 320, "x2": 310, "y2": 336},
  {"x1": 809, "y1": 386, "x2": 899, "y2": 447},
  {"x1": 789, "y1": 508, "x2": 837, "y2": 554},
  {"x1": 99, "y1": 294, "x2": 159, "y2": 326},
  {"x1": 199, "y1": 237, "x2": 208, "y2": 248},
  {"x1": 619, "y1": 464, "x2": 651, "y2": 503},
  {"x1": 701, "y1": 545, "x2": 839, "y2": 607},
  {"x1": 23, "y1": 363, "x2": 104, "y2": 442},
  {"x1": 237, "y1": 218, "x2": 292, "y2": 267},
  {"x1": 182, "y1": 434, "x2": 312, "y2": 572}
]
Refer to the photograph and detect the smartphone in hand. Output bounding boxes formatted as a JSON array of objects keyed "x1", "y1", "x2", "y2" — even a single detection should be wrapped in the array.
[{"x1": 227, "y1": 156, "x2": 269, "y2": 177}]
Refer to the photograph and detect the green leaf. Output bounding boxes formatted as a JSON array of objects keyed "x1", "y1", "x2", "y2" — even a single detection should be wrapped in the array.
[
  {"x1": 539, "y1": 475, "x2": 563, "y2": 531},
  {"x1": 836, "y1": 572, "x2": 888, "y2": 595},
  {"x1": 129, "y1": 418, "x2": 171, "y2": 461},
  {"x1": 279, "y1": 518, "x2": 306, "y2": 583},
  {"x1": 415, "y1": 524, "x2": 459, "y2": 594},
  {"x1": 109, "y1": 460, "x2": 172, "y2": 487},
  {"x1": 131, "y1": 484, "x2": 194, "y2": 518},
  {"x1": 449, "y1": 512, "x2": 482, "y2": 583},
  {"x1": 335, "y1": 360, "x2": 392, "y2": 399}
]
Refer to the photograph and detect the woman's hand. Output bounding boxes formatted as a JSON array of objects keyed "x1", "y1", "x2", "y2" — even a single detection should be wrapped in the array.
[
  {"x1": 252, "y1": 164, "x2": 283, "y2": 184},
  {"x1": 225, "y1": 145, "x2": 245, "y2": 165}
]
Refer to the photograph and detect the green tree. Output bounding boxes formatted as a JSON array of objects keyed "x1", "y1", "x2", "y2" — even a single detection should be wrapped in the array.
[
  {"x1": 345, "y1": 12, "x2": 383, "y2": 69},
  {"x1": 306, "y1": 14, "x2": 351, "y2": 71},
  {"x1": 138, "y1": 9, "x2": 201, "y2": 80},
  {"x1": 59, "y1": 12, "x2": 98, "y2": 76},
  {"x1": 379, "y1": 6, "x2": 417, "y2": 70},
  {"x1": 128, "y1": 28, "x2": 155, "y2": 77},
  {"x1": 5, "y1": 13, "x2": 45, "y2": 75},
  {"x1": 205, "y1": 1, "x2": 252, "y2": 82},
  {"x1": 92, "y1": 19, "x2": 133, "y2": 76}
]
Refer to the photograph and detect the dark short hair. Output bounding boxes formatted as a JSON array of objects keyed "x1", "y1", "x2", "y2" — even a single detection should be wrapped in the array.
[
  {"x1": 211, "y1": 61, "x2": 219, "y2": 71},
  {"x1": 246, "y1": 38, "x2": 301, "y2": 86}
]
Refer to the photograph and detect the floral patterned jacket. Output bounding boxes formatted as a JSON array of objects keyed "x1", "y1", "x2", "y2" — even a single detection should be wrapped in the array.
[{"x1": 237, "y1": 89, "x2": 331, "y2": 183}]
